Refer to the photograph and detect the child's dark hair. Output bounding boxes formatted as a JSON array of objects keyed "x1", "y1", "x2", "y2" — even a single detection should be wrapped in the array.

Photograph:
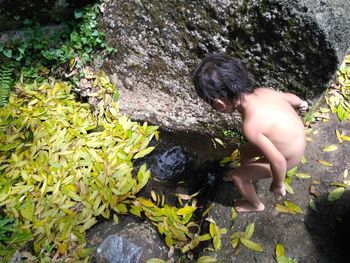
[{"x1": 192, "y1": 53, "x2": 255, "y2": 103}]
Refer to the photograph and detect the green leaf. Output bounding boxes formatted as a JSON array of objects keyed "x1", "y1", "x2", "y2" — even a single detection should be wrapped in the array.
[
  {"x1": 133, "y1": 147, "x2": 155, "y2": 159},
  {"x1": 240, "y1": 237, "x2": 263, "y2": 252},
  {"x1": 284, "y1": 182, "x2": 294, "y2": 194},
  {"x1": 286, "y1": 167, "x2": 298, "y2": 177},
  {"x1": 244, "y1": 223, "x2": 255, "y2": 239},
  {"x1": 309, "y1": 199, "x2": 318, "y2": 211},
  {"x1": 276, "y1": 256, "x2": 296, "y2": 263},
  {"x1": 328, "y1": 187, "x2": 345, "y2": 201},
  {"x1": 20, "y1": 201, "x2": 35, "y2": 221},
  {"x1": 196, "y1": 256, "x2": 218, "y2": 263},
  {"x1": 176, "y1": 206, "x2": 196, "y2": 216},
  {"x1": 213, "y1": 235, "x2": 221, "y2": 251},
  {"x1": 231, "y1": 207, "x2": 237, "y2": 222}
]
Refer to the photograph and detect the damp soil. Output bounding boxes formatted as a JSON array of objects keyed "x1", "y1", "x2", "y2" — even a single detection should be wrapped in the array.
[{"x1": 88, "y1": 110, "x2": 350, "y2": 263}]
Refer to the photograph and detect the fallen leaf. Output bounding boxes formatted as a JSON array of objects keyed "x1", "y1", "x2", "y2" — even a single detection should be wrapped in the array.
[
  {"x1": 240, "y1": 238, "x2": 263, "y2": 252},
  {"x1": 275, "y1": 204, "x2": 296, "y2": 214},
  {"x1": 309, "y1": 199, "x2": 318, "y2": 211},
  {"x1": 321, "y1": 145, "x2": 338, "y2": 152},
  {"x1": 295, "y1": 173, "x2": 311, "y2": 179},
  {"x1": 213, "y1": 138, "x2": 225, "y2": 147},
  {"x1": 283, "y1": 201, "x2": 303, "y2": 214},
  {"x1": 309, "y1": 185, "x2": 318, "y2": 197},
  {"x1": 196, "y1": 256, "x2": 218, "y2": 263},
  {"x1": 318, "y1": 160, "x2": 333, "y2": 167},
  {"x1": 276, "y1": 243, "x2": 285, "y2": 257},
  {"x1": 328, "y1": 187, "x2": 345, "y2": 201}
]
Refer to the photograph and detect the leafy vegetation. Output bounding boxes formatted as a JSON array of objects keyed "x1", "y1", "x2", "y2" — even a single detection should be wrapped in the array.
[
  {"x1": 0, "y1": 216, "x2": 32, "y2": 262},
  {"x1": 0, "y1": 74, "x2": 158, "y2": 260},
  {"x1": 0, "y1": 1, "x2": 112, "y2": 105}
]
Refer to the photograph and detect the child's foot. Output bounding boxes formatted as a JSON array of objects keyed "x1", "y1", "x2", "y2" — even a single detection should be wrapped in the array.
[
  {"x1": 234, "y1": 199, "x2": 265, "y2": 212},
  {"x1": 270, "y1": 184, "x2": 286, "y2": 197}
]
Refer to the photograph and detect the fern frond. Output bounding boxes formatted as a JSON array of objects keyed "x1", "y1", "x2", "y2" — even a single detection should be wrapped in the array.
[{"x1": 0, "y1": 64, "x2": 15, "y2": 107}]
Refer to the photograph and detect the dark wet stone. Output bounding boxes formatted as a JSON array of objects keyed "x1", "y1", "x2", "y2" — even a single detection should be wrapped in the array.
[
  {"x1": 148, "y1": 146, "x2": 192, "y2": 181},
  {"x1": 95, "y1": 236, "x2": 142, "y2": 263}
]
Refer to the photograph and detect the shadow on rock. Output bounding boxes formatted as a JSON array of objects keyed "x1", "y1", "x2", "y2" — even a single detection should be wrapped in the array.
[{"x1": 305, "y1": 191, "x2": 350, "y2": 263}]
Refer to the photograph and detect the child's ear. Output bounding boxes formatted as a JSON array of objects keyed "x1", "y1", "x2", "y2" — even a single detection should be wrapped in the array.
[{"x1": 211, "y1": 99, "x2": 228, "y2": 112}]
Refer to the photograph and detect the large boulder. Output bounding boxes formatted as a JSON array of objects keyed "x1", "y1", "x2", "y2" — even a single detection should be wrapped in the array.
[{"x1": 100, "y1": 0, "x2": 350, "y2": 133}]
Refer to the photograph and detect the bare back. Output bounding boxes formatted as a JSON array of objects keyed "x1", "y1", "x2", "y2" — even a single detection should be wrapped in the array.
[{"x1": 242, "y1": 88, "x2": 305, "y2": 168}]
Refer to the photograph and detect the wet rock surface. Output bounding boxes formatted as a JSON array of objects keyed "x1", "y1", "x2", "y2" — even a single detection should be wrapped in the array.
[{"x1": 100, "y1": 0, "x2": 350, "y2": 133}]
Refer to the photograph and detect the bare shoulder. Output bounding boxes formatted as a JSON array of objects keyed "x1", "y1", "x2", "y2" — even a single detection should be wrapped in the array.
[
  {"x1": 242, "y1": 117, "x2": 262, "y2": 143},
  {"x1": 255, "y1": 87, "x2": 283, "y2": 98}
]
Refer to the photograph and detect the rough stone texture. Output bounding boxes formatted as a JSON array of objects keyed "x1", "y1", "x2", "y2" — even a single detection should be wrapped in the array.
[
  {"x1": 100, "y1": 0, "x2": 350, "y2": 133},
  {"x1": 88, "y1": 217, "x2": 169, "y2": 262}
]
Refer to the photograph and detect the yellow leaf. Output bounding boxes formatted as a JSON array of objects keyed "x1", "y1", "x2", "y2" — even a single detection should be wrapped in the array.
[
  {"x1": 146, "y1": 259, "x2": 167, "y2": 263},
  {"x1": 295, "y1": 173, "x2": 311, "y2": 179},
  {"x1": 343, "y1": 169, "x2": 348, "y2": 179},
  {"x1": 318, "y1": 160, "x2": 333, "y2": 167},
  {"x1": 213, "y1": 235, "x2": 221, "y2": 251},
  {"x1": 284, "y1": 182, "x2": 294, "y2": 194},
  {"x1": 301, "y1": 156, "x2": 308, "y2": 164},
  {"x1": 209, "y1": 222, "x2": 216, "y2": 238},
  {"x1": 231, "y1": 207, "x2": 237, "y2": 222},
  {"x1": 340, "y1": 135, "x2": 350, "y2": 142},
  {"x1": 213, "y1": 138, "x2": 225, "y2": 147},
  {"x1": 137, "y1": 197, "x2": 155, "y2": 208},
  {"x1": 328, "y1": 187, "x2": 345, "y2": 201},
  {"x1": 151, "y1": 191, "x2": 157, "y2": 202},
  {"x1": 276, "y1": 243, "x2": 285, "y2": 257},
  {"x1": 113, "y1": 214, "x2": 119, "y2": 224},
  {"x1": 165, "y1": 235, "x2": 173, "y2": 248},
  {"x1": 283, "y1": 201, "x2": 303, "y2": 214},
  {"x1": 196, "y1": 256, "x2": 218, "y2": 263},
  {"x1": 321, "y1": 145, "x2": 338, "y2": 152},
  {"x1": 275, "y1": 204, "x2": 296, "y2": 214},
  {"x1": 335, "y1": 129, "x2": 343, "y2": 144},
  {"x1": 87, "y1": 148, "x2": 104, "y2": 163},
  {"x1": 133, "y1": 147, "x2": 155, "y2": 159},
  {"x1": 240, "y1": 237, "x2": 263, "y2": 252},
  {"x1": 244, "y1": 223, "x2": 255, "y2": 239},
  {"x1": 176, "y1": 206, "x2": 196, "y2": 216}
]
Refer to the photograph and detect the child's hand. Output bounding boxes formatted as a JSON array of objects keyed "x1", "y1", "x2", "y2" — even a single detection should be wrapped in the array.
[{"x1": 298, "y1": 100, "x2": 308, "y2": 113}]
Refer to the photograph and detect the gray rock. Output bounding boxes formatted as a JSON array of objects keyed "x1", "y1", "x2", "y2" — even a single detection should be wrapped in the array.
[
  {"x1": 100, "y1": 0, "x2": 350, "y2": 133},
  {"x1": 95, "y1": 236, "x2": 142, "y2": 263},
  {"x1": 90, "y1": 218, "x2": 169, "y2": 263}
]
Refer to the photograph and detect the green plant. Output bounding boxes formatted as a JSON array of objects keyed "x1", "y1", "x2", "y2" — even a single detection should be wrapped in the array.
[
  {"x1": 0, "y1": 0, "x2": 114, "y2": 106},
  {"x1": 0, "y1": 216, "x2": 32, "y2": 261},
  {"x1": 0, "y1": 64, "x2": 15, "y2": 107},
  {"x1": 0, "y1": 75, "x2": 158, "y2": 260},
  {"x1": 221, "y1": 128, "x2": 246, "y2": 144}
]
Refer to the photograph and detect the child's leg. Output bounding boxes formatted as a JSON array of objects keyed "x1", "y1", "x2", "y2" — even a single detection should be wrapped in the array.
[
  {"x1": 224, "y1": 160, "x2": 271, "y2": 212},
  {"x1": 239, "y1": 143, "x2": 264, "y2": 165}
]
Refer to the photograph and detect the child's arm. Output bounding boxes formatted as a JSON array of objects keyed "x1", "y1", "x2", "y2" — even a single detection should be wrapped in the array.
[
  {"x1": 281, "y1": 92, "x2": 308, "y2": 113},
  {"x1": 244, "y1": 127, "x2": 287, "y2": 193}
]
